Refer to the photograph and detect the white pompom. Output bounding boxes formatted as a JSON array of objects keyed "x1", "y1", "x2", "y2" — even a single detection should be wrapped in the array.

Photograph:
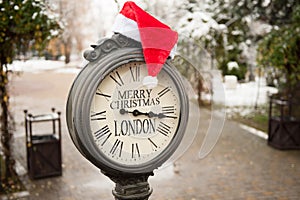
[{"x1": 142, "y1": 76, "x2": 158, "y2": 88}]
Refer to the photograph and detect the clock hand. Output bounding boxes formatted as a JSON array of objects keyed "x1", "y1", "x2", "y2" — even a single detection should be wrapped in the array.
[
  {"x1": 149, "y1": 111, "x2": 177, "y2": 119},
  {"x1": 131, "y1": 109, "x2": 149, "y2": 117},
  {"x1": 148, "y1": 111, "x2": 159, "y2": 118},
  {"x1": 119, "y1": 109, "x2": 177, "y2": 119},
  {"x1": 119, "y1": 109, "x2": 149, "y2": 117}
]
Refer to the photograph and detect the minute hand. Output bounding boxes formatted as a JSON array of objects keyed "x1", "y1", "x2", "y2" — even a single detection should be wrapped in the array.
[
  {"x1": 148, "y1": 111, "x2": 177, "y2": 119},
  {"x1": 131, "y1": 110, "x2": 166, "y2": 118}
]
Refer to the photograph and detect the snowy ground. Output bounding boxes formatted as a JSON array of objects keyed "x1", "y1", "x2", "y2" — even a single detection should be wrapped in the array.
[
  {"x1": 8, "y1": 59, "x2": 83, "y2": 74},
  {"x1": 8, "y1": 59, "x2": 278, "y2": 111},
  {"x1": 224, "y1": 78, "x2": 277, "y2": 106},
  {"x1": 224, "y1": 78, "x2": 277, "y2": 117}
]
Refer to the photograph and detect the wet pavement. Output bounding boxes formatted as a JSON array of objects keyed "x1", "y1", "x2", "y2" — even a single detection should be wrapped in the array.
[{"x1": 4, "y1": 71, "x2": 300, "y2": 200}]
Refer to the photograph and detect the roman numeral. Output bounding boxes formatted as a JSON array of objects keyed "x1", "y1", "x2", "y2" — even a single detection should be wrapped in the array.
[
  {"x1": 164, "y1": 115, "x2": 178, "y2": 119},
  {"x1": 91, "y1": 111, "x2": 106, "y2": 121},
  {"x1": 94, "y1": 125, "x2": 112, "y2": 147},
  {"x1": 130, "y1": 66, "x2": 140, "y2": 82},
  {"x1": 131, "y1": 143, "x2": 140, "y2": 158},
  {"x1": 158, "y1": 87, "x2": 170, "y2": 97},
  {"x1": 96, "y1": 91, "x2": 111, "y2": 98},
  {"x1": 157, "y1": 122, "x2": 171, "y2": 137},
  {"x1": 148, "y1": 138, "x2": 158, "y2": 151},
  {"x1": 101, "y1": 132, "x2": 112, "y2": 146},
  {"x1": 110, "y1": 139, "x2": 123, "y2": 157},
  {"x1": 94, "y1": 125, "x2": 110, "y2": 141},
  {"x1": 110, "y1": 71, "x2": 124, "y2": 86},
  {"x1": 96, "y1": 89, "x2": 111, "y2": 102},
  {"x1": 162, "y1": 106, "x2": 175, "y2": 114}
]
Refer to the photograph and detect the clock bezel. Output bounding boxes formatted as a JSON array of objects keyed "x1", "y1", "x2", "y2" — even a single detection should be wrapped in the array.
[{"x1": 67, "y1": 48, "x2": 189, "y2": 174}]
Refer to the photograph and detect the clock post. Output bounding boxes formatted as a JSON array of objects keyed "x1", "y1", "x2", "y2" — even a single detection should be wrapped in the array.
[
  {"x1": 103, "y1": 171, "x2": 153, "y2": 200},
  {"x1": 66, "y1": 2, "x2": 189, "y2": 199}
]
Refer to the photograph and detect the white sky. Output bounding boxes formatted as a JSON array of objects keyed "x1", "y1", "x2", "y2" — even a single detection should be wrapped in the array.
[{"x1": 91, "y1": 0, "x2": 146, "y2": 37}]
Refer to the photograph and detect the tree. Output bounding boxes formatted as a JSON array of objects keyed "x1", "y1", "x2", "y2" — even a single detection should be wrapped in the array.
[
  {"x1": 168, "y1": 0, "x2": 216, "y2": 105},
  {"x1": 0, "y1": 0, "x2": 60, "y2": 192},
  {"x1": 203, "y1": 0, "x2": 264, "y2": 80},
  {"x1": 258, "y1": 0, "x2": 299, "y2": 26},
  {"x1": 257, "y1": 4, "x2": 300, "y2": 95},
  {"x1": 48, "y1": 0, "x2": 98, "y2": 64}
]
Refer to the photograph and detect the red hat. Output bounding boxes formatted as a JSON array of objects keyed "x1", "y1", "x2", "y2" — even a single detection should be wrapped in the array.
[{"x1": 112, "y1": 1, "x2": 178, "y2": 87}]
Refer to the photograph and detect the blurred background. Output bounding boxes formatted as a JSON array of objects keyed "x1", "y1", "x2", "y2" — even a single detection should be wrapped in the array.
[{"x1": 1, "y1": 0, "x2": 300, "y2": 199}]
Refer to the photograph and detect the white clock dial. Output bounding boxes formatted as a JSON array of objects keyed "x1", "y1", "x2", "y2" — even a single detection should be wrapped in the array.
[{"x1": 89, "y1": 62, "x2": 181, "y2": 166}]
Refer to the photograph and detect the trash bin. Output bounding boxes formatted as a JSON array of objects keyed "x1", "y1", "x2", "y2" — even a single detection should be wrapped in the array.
[
  {"x1": 268, "y1": 95, "x2": 300, "y2": 150},
  {"x1": 24, "y1": 108, "x2": 62, "y2": 179}
]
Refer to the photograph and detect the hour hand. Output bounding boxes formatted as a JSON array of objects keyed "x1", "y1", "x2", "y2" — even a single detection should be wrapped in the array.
[
  {"x1": 119, "y1": 109, "x2": 149, "y2": 117},
  {"x1": 131, "y1": 109, "x2": 149, "y2": 117}
]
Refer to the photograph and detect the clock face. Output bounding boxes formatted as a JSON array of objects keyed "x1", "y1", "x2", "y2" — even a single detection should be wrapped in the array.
[{"x1": 89, "y1": 62, "x2": 181, "y2": 166}]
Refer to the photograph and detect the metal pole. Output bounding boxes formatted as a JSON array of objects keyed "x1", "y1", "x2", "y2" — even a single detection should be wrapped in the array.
[
  {"x1": 24, "y1": 110, "x2": 30, "y2": 170},
  {"x1": 104, "y1": 171, "x2": 153, "y2": 200},
  {"x1": 52, "y1": 108, "x2": 56, "y2": 134}
]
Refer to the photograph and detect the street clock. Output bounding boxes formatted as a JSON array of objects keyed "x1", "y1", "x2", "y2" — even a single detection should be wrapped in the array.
[
  {"x1": 67, "y1": 33, "x2": 188, "y2": 173},
  {"x1": 66, "y1": 33, "x2": 189, "y2": 199}
]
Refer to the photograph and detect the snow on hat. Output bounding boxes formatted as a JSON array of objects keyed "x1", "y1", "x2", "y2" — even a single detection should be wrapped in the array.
[{"x1": 112, "y1": 1, "x2": 178, "y2": 87}]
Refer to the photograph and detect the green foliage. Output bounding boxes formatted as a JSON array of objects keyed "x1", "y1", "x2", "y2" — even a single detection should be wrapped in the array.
[
  {"x1": 220, "y1": 60, "x2": 248, "y2": 80},
  {"x1": 1, "y1": 155, "x2": 26, "y2": 195},
  {"x1": 205, "y1": 0, "x2": 300, "y2": 81},
  {"x1": 229, "y1": 105, "x2": 269, "y2": 132},
  {"x1": 257, "y1": 5, "x2": 300, "y2": 93},
  {"x1": 204, "y1": 0, "x2": 251, "y2": 80},
  {"x1": 263, "y1": 0, "x2": 298, "y2": 25},
  {"x1": 0, "y1": 0, "x2": 61, "y2": 65},
  {"x1": 0, "y1": 0, "x2": 61, "y2": 194}
]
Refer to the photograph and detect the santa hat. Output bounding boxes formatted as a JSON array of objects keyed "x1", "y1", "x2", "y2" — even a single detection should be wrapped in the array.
[{"x1": 112, "y1": 1, "x2": 178, "y2": 87}]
